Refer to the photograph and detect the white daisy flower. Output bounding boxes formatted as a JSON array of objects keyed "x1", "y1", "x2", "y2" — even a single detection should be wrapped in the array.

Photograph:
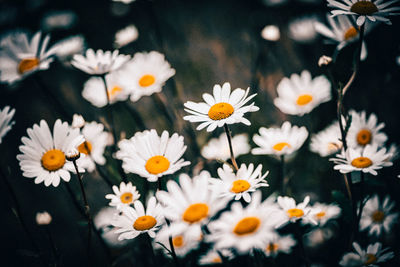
[
  {"x1": 288, "y1": 16, "x2": 319, "y2": 43},
  {"x1": 346, "y1": 110, "x2": 387, "y2": 150},
  {"x1": 209, "y1": 163, "x2": 269, "y2": 203},
  {"x1": 339, "y1": 242, "x2": 394, "y2": 266},
  {"x1": 274, "y1": 70, "x2": 331, "y2": 116},
  {"x1": 156, "y1": 171, "x2": 227, "y2": 240},
  {"x1": 261, "y1": 25, "x2": 280, "y2": 41},
  {"x1": 112, "y1": 196, "x2": 163, "y2": 240},
  {"x1": 122, "y1": 51, "x2": 175, "y2": 102},
  {"x1": 360, "y1": 194, "x2": 398, "y2": 236},
  {"x1": 330, "y1": 145, "x2": 393, "y2": 175},
  {"x1": 252, "y1": 121, "x2": 309, "y2": 156},
  {"x1": 48, "y1": 35, "x2": 86, "y2": 64},
  {"x1": 36, "y1": 211, "x2": 52, "y2": 225},
  {"x1": 17, "y1": 119, "x2": 85, "y2": 187},
  {"x1": 40, "y1": 10, "x2": 78, "y2": 31},
  {"x1": 304, "y1": 227, "x2": 335, "y2": 247},
  {"x1": 94, "y1": 206, "x2": 129, "y2": 247},
  {"x1": 328, "y1": 0, "x2": 400, "y2": 26},
  {"x1": 276, "y1": 195, "x2": 317, "y2": 228},
  {"x1": 71, "y1": 48, "x2": 130, "y2": 75},
  {"x1": 310, "y1": 121, "x2": 342, "y2": 157},
  {"x1": 0, "y1": 106, "x2": 15, "y2": 143},
  {"x1": 71, "y1": 114, "x2": 85, "y2": 129},
  {"x1": 262, "y1": 232, "x2": 296, "y2": 257},
  {"x1": 0, "y1": 31, "x2": 57, "y2": 84},
  {"x1": 310, "y1": 202, "x2": 341, "y2": 225},
  {"x1": 114, "y1": 25, "x2": 139, "y2": 48},
  {"x1": 105, "y1": 182, "x2": 141, "y2": 210},
  {"x1": 201, "y1": 133, "x2": 250, "y2": 161},
  {"x1": 183, "y1": 82, "x2": 259, "y2": 132},
  {"x1": 154, "y1": 225, "x2": 200, "y2": 257},
  {"x1": 116, "y1": 129, "x2": 190, "y2": 182},
  {"x1": 199, "y1": 249, "x2": 233, "y2": 265}
]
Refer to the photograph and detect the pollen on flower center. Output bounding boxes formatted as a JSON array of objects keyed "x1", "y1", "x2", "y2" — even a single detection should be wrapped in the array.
[
  {"x1": 287, "y1": 208, "x2": 304, "y2": 218},
  {"x1": 371, "y1": 210, "x2": 385, "y2": 223},
  {"x1": 233, "y1": 217, "x2": 261, "y2": 236},
  {"x1": 273, "y1": 142, "x2": 291, "y2": 151},
  {"x1": 208, "y1": 102, "x2": 234, "y2": 120},
  {"x1": 41, "y1": 149, "x2": 66, "y2": 171},
  {"x1": 172, "y1": 236, "x2": 184, "y2": 248},
  {"x1": 266, "y1": 243, "x2": 279, "y2": 253},
  {"x1": 77, "y1": 141, "x2": 92, "y2": 155},
  {"x1": 344, "y1": 27, "x2": 358, "y2": 41},
  {"x1": 351, "y1": 156, "x2": 373, "y2": 168},
  {"x1": 182, "y1": 203, "x2": 209, "y2": 223},
  {"x1": 364, "y1": 253, "x2": 377, "y2": 265},
  {"x1": 108, "y1": 86, "x2": 123, "y2": 98},
  {"x1": 350, "y1": 1, "x2": 378, "y2": 15},
  {"x1": 296, "y1": 94, "x2": 313, "y2": 106},
  {"x1": 145, "y1": 155, "x2": 170, "y2": 175},
  {"x1": 139, "y1": 74, "x2": 156, "y2": 87},
  {"x1": 212, "y1": 257, "x2": 222, "y2": 263},
  {"x1": 18, "y1": 57, "x2": 40, "y2": 74},
  {"x1": 120, "y1": 192, "x2": 134, "y2": 204},
  {"x1": 356, "y1": 129, "x2": 372, "y2": 145},
  {"x1": 316, "y1": 211, "x2": 326, "y2": 219},
  {"x1": 133, "y1": 215, "x2": 157, "y2": 231},
  {"x1": 231, "y1": 179, "x2": 251, "y2": 193}
]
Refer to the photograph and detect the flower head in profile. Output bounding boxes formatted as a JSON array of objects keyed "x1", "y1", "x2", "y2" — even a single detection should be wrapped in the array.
[
  {"x1": 184, "y1": 82, "x2": 259, "y2": 132},
  {"x1": 201, "y1": 133, "x2": 250, "y2": 161},
  {"x1": 262, "y1": 232, "x2": 296, "y2": 258},
  {"x1": 274, "y1": 70, "x2": 331, "y2": 116},
  {"x1": 276, "y1": 196, "x2": 317, "y2": 228},
  {"x1": 116, "y1": 129, "x2": 190, "y2": 182},
  {"x1": 339, "y1": 242, "x2": 394, "y2": 266},
  {"x1": 0, "y1": 106, "x2": 15, "y2": 143},
  {"x1": 310, "y1": 121, "x2": 342, "y2": 157},
  {"x1": 49, "y1": 35, "x2": 86, "y2": 64},
  {"x1": 94, "y1": 207, "x2": 129, "y2": 247},
  {"x1": 310, "y1": 202, "x2": 341, "y2": 226},
  {"x1": 105, "y1": 182, "x2": 141, "y2": 210}
]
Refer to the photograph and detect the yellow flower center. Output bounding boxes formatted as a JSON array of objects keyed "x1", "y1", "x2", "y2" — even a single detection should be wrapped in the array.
[
  {"x1": 139, "y1": 74, "x2": 156, "y2": 87},
  {"x1": 371, "y1": 210, "x2": 385, "y2": 223},
  {"x1": 364, "y1": 253, "x2": 377, "y2": 265},
  {"x1": 77, "y1": 141, "x2": 92, "y2": 155},
  {"x1": 41, "y1": 149, "x2": 66, "y2": 171},
  {"x1": 351, "y1": 157, "x2": 373, "y2": 168},
  {"x1": 172, "y1": 236, "x2": 184, "y2": 248},
  {"x1": 133, "y1": 215, "x2": 157, "y2": 231},
  {"x1": 327, "y1": 142, "x2": 341, "y2": 153},
  {"x1": 287, "y1": 208, "x2": 304, "y2": 218},
  {"x1": 208, "y1": 102, "x2": 234, "y2": 120},
  {"x1": 18, "y1": 57, "x2": 40, "y2": 74},
  {"x1": 120, "y1": 192, "x2": 134, "y2": 204},
  {"x1": 230, "y1": 179, "x2": 251, "y2": 193},
  {"x1": 108, "y1": 86, "x2": 123, "y2": 99},
  {"x1": 145, "y1": 155, "x2": 170, "y2": 175},
  {"x1": 350, "y1": 1, "x2": 378, "y2": 15},
  {"x1": 316, "y1": 211, "x2": 326, "y2": 219},
  {"x1": 344, "y1": 27, "x2": 358, "y2": 41},
  {"x1": 273, "y1": 142, "x2": 291, "y2": 152},
  {"x1": 266, "y1": 243, "x2": 279, "y2": 253},
  {"x1": 212, "y1": 257, "x2": 222, "y2": 263},
  {"x1": 296, "y1": 94, "x2": 313, "y2": 106},
  {"x1": 182, "y1": 203, "x2": 209, "y2": 223},
  {"x1": 233, "y1": 217, "x2": 261, "y2": 236},
  {"x1": 356, "y1": 129, "x2": 372, "y2": 146}
]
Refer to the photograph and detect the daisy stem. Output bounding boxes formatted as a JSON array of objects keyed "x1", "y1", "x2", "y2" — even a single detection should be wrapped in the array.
[
  {"x1": 295, "y1": 222, "x2": 310, "y2": 267},
  {"x1": 44, "y1": 226, "x2": 59, "y2": 266},
  {"x1": 356, "y1": 172, "x2": 366, "y2": 236},
  {"x1": 280, "y1": 155, "x2": 287, "y2": 195},
  {"x1": 122, "y1": 102, "x2": 147, "y2": 131},
  {"x1": 83, "y1": 141, "x2": 113, "y2": 189},
  {"x1": 224, "y1": 124, "x2": 239, "y2": 172}
]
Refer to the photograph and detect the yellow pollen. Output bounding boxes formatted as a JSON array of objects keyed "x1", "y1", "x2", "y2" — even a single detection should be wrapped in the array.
[
  {"x1": 316, "y1": 211, "x2": 326, "y2": 219},
  {"x1": 139, "y1": 74, "x2": 156, "y2": 87},
  {"x1": 273, "y1": 142, "x2": 291, "y2": 152},
  {"x1": 77, "y1": 141, "x2": 92, "y2": 155},
  {"x1": 41, "y1": 149, "x2": 66, "y2": 172},
  {"x1": 266, "y1": 243, "x2": 279, "y2": 253},
  {"x1": 344, "y1": 27, "x2": 358, "y2": 41},
  {"x1": 233, "y1": 217, "x2": 261, "y2": 236},
  {"x1": 208, "y1": 102, "x2": 234, "y2": 120},
  {"x1": 108, "y1": 86, "x2": 123, "y2": 98},
  {"x1": 371, "y1": 210, "x2": 385, "y2": 223},
  {"x1": 356, "y1": 129, "x2": 372, "y2": 146},
  {"x1": 350, "y1": 1, "x2": 378, "y2": 15},
  {"x1": 351, "y1": 157, "x2": 373, "y2": 168},
  {"x1": 172, "y1": 236, "x2": 184, "y2": 248},
  {"x1": 120, "y1": 192, "x2": 134, "y2": 204},
  {"x1": 145, "y1": 155, "x2": 170, "y2": 175},
  {"x1": 231, "y1": 179, "x2": 251, "y2": 193},
  {"x1": 182, "y1": 203, "x2": 209, "y2": 223},
  {"x1": 212, "y1": 257, "x2": 222, "y2": 263},
  {"x1": 18, "y1": 58, "x2": 40, "y2": 74},
  {"x1": 287, "y1": 208, "x2": 304, "y2": 218},
  {"x1": 328, "y1": 142, "x2": 341, "y2": 152},
  {"x1": 133, "y1": 215, "x2": 157, "y2": 231},
  {"x1": 296, "y1": 94, "x2": 313, "y2": 106},
  {"x1": 364, "y1": 253, "x2": 377, "y2": 265}
]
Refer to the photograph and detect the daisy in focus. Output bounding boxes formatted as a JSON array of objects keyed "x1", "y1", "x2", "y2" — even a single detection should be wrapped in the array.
[
  {"x1": 262, "y1": 232, "x2": 296, "y2": 258},
  {"x1": 112, "y1": 196, "x2": 163, "y2": 240},
  {"x1": 105, "y1": 182, "x2": 141, "y2": 210},
  {"x1": 310, "y1": 121, "x2": 342, "y2": 157},
  {"x1": 154, "y1": 225, "x2": 200, "y2": 257},
  {"x1": 360, "y1": 194, "x2": 398, "y2": 236},
  {"x1": 276, "y1": 196, "x2": 317, "y2": 228},
  {"x1": 0, "y1": 106, "x2": 15, "y2": 143},
  {"x1": 114, "y1": 24, "x2": 139, "y2": 48},
  {"x1": 274, "y1": 70, "x2": 331, "y2": 116},
  {"x1": 310, "y1": 202, "x2": 341, "y2": 226},
  {"x1": 201, "y1": 133, "x2": 250, "y2": 161},
  {"x1": 209, "y1": 163, "x2": 269, "y2": 202},
  {"x1": 116, "y1": 129, "x2": 190, "y2": 182},
  {"x1": 339, "y1": 242, "x2": 394, "y2": 266},
  {"x1": 183, "y1": 82, "x2": 259, "y2": 132},
  {"x1": 252, "y1": 121, "x2": 308, "y2": 157},
  {"x1": 17, "y1": 119, "x2": 84, "y2": 187}
]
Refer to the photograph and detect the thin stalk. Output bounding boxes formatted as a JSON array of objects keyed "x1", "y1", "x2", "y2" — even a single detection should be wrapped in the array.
[
  {"x1": 123, "y1": 102, "x2": 147, "y2": 131},
  {"x1": 356, "y1": 172, "x2": 366, "y2": 236},
  {"x1": 280, "y1": 155, "x2": 287, "y2": 195},
  {"x1": 223, "y1": 124, "x2": 239, "y2": 172},
  {"x1": 295, "y1": 222, "x2": 310, "y2": 267},
  {"x1": 44, "y1": 226, "x2": 59, "y2": 267}
]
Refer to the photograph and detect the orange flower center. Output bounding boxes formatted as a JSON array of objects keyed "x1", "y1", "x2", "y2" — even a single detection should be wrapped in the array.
[
  {"x1": 120, "y1": 192, "x2": 134, "y2": 204},
  {"x1": 344, "y1": 27, "x2": 358, "y2": 41},
  {"x1": 18, "y1": 57, "x2": 40, "y2": 74},
  {"x1": 233, "y1": 217, "x2": 261, "y2": 236},
  {"x1": 133, "y1": 215, "x2": 157, "y2": 231},
  {"x1": 172, "y1": 236, "x2": 184, "y2": 248},
  {"x1": 182, "y1": 203, "x2": 209, "y2": 223},
  {"x1": 273, "y1": 142, "x2": 291, "y2": 151},
  {"x1": 316, "y1": 211, "x2": 326, "y2": 219},
  {"x1": 287, "y1": 208, "x2": 304, "y2": 218},
  {"x1": 145, "y1": 155, "x2": 170, "y2": 175},
  {"x1": 139, "y1": 74, "x2": 156, "y2": 87},
  {"x1": 108, "y1": 86, "x2": 123, "y2": 99},
  {"x1": 208, "y1": 102, "x2": 234, "y2": 120},
  {"x1": 231, "y1": 179, "x2": 251, "y2": 193},
  {"x1": 356, "y1": 129, "x2": 372, "y2": 146},
  {"x1": 351, "y1": 157, "x2": 373, "y2": 168},
  {"x1": 371, "y1": 210, "x2": 385, "y2": 223},
  {"x1": 41, "y1": 149, "x2": 66, "y2": 171},
  {"x1": 364, "y1": 253, "x2": 377, "y2": 265},
  {"x1": 77, "y1": 141, "x2": 92, "y2": 155},
  {"x1": 266, "y1": 243, "x2": 279, "y2": 253},
  {"x1": 296, "y1": 94, "x2": 313, "y2": 106},
  {"x1": 212, "y1": 257, "x2": 222, "y2": 263},
  {"x1": 350, "y1": 1, "x2": 378, "y2": 15}
]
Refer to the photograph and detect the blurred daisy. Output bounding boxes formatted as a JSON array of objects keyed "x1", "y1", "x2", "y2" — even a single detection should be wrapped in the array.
[
  {"x1": 94, "y1": 206, "x2": 129, "y2": 247},
  {"x1": 40, "y1": 10, "x2": 78, "y2": 31},
  {"x1": 310, "y1": 121, "x2": 342, "y2": 157},
  {"x1": 17, "y1": 120, "x2": 84, "y2": 187},
  {"x1": 262, "y1": 0, "x2": 288, "y2": 6},
  {"x1": 276, "y1": 196, "x2": 317, "y2": 228},
  {"x1": 274, "y1": 70, "x2": 331, "y2": 116},
  {"x1": 346, "y1": 110, "x2": 387, "y2": 150},
  {"x1": 114, "y1": 25, "x2": 138, "y2": 48},
  {"x1": 116, "y1": 130, "x2": 190, "y2": 182},
  {"x1": 261, "y1": 25, "x2": 280, "y2": 41},
  {"x1": 360, "y1": 194, "x2": 398, "y2": 236},
  {"x1": 310, "y1": 202, "x2": 341, "y2": 225},
  {"x1": 184, "y1": 82, "x2": 259, "y2": 132},
  {"x1": 113, "y1": 0, "x2": 136, "y2": 3},
  {"x1": 71, "y1": 114, "x2": 85, "y2": 129},
  {"x1": 49, "y1": 35, "x2": 85, "y2": 64},
  {"x1": 304, "y1": 227, "x2": 335, "y2": 247},
  {"x1": 156, "y1": 171, "x2": 227, "y2": 239},
  {"x1": 0, "y1": 31, "x2": 57, "y2": 84},
  {"x1": 288, "y1": 16, "x2": 319, "y2": 43},
  {"x1": 209, "y1": 163, "x2": 269, "y2": 202},
  {"x1": 201, "y1": 133, "x2": 250, "y2": 161},
  {"x1": 71, "y1": 48, "x2": 130, "y2": 75},
  {"x1": 105, "y1": 182, "x2": 141, "y2": 210},
  {"x1": 0, "y1": 106, "x2": 15, "y2": 143},
  {"x1": 154, "y1": 225, "x2": 200, "y2": 257},
  {"x1": 328, "y1": 0, "x2": 400, "y2": 26},
  {"x1": 262, "y1": 233, "x2": 296, "y2": 257},
  {"x1": 330, "y1": 145, "x2": 393, "y2": 175},
  {"x1": 199, "y1": 249, "x2": 233, "y2": 265},
  {"x1": 339, "y1": 242, "x2": 394, "y2": 266},
  {"x1": 123, "y1": 51, "x2": 175, "y2": 102},
  {"x1": 112, "y1": 196, "x2": 163, "y2": 240},
  {"x1": 252, "y1": 121, "x2": 308, "y2": 156}
]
